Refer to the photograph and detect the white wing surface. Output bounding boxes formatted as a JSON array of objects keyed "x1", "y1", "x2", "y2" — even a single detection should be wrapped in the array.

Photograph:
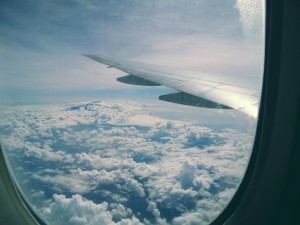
[{"x1": 83, "y1": 54, "x2": 261, "y2": 118}]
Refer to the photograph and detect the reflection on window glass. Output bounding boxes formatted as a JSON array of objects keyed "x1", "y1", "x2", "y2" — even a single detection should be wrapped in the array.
[{"x1": 0, "y1": 0, "x2": 264, "y2": 224}]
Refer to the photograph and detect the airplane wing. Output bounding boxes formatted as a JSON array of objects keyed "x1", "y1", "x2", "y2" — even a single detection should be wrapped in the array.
[{"x1": 83, "y1": 54, "x2": 261, "y2": 118}]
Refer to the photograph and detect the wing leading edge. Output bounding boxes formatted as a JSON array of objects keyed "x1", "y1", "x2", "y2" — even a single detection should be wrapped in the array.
[{"x1": 83, "y1": 54, "x2": 260, "y2": 118}]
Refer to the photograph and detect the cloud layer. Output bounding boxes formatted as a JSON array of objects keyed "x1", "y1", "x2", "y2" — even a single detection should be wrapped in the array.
[{"x1": 0, "y1": 101, "x2": 255, "y2": 224}]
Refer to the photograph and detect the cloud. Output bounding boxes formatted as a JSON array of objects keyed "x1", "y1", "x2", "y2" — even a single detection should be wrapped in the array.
[
  {"x1": 0, "y1": 100, "x2": 255, "y2": 224},
  {"x1": 179, "y1": 162, "x2": 196, "y2": 189},
  {"x1": 146, "y1": 202, "x2": 160, "y2": 218},
  {"x1": 111, "y1": 203, "x2": 132, "y2": 221},
  {"x1": 41, "y1": 194, "x2": 143, "y2": 225}
]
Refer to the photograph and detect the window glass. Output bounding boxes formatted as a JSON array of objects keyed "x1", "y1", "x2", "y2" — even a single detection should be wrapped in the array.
[{"x1": 0, "y1": 0, "x2": 265, "y2": 224}]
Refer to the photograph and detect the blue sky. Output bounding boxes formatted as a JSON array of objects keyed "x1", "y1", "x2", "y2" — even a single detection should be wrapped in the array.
[{"x1": 0, "y1": 0, "x2": 264, "y2": 104}]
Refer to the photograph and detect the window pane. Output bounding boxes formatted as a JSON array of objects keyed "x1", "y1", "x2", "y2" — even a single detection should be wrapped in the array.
[{"x1": 0, "y1": 0, "x2": 265, "y2": 224}]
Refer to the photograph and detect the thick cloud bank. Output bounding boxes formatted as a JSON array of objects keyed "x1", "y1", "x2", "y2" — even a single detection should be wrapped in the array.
[{"x1": 0, "y1": 101, "x2": 254, "y2": 224}]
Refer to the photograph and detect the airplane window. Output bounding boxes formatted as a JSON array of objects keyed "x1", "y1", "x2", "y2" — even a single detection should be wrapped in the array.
[{"x1": 0, "y1": 0, "x2": 265, "y2": 224}]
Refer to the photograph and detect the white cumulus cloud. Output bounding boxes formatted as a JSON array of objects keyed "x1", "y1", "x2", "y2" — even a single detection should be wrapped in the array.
[{"x1": 0, "y1": 100, "x2": 255, "y2": 224}]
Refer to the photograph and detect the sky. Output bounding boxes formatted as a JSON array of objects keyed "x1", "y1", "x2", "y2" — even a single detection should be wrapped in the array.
[
  {"x1": 0, "y1": 0, "x2": 265, "y2": 104},
  {"x1": 0, "y1": 1, "x2": 265, "y2": 224}
]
